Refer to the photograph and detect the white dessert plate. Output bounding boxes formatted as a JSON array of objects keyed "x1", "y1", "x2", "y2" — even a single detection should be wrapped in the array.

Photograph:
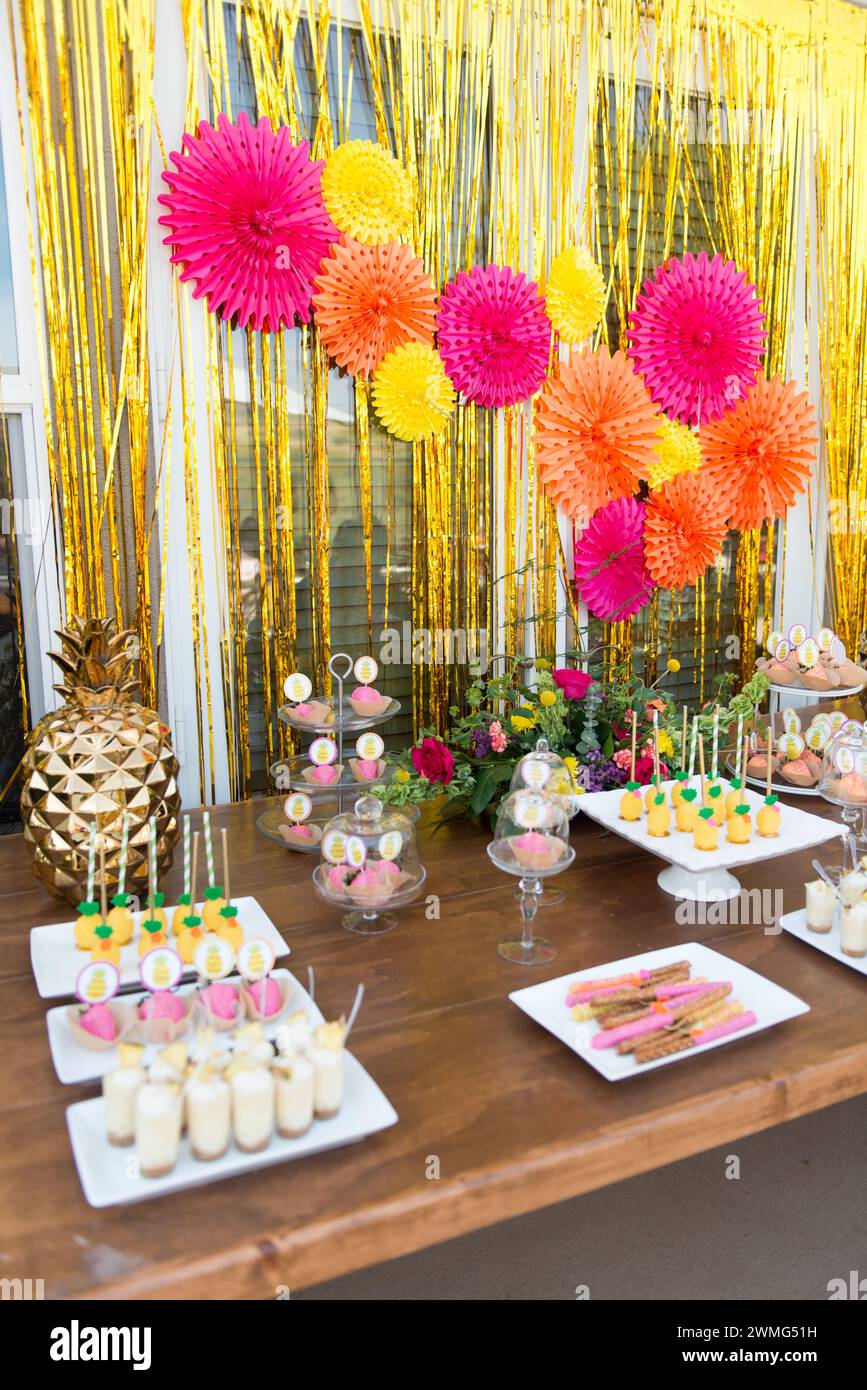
[
  {"x1": 30, "y1": 896, "x2": 290, "y2": 1000},
  {"x1": 780, "y1": 908, "x2": 867, "y2": 978},
  {"x1": 577, "y1": 779, "x2": 841, "y2": 901},
  {"x1": 509, "y1": 941, "x2": 809, "y2": 1081},
  {"x1": 47, "y1": 968, "x2": 306, "y2": 1085},
  {"x1": 66, "y1": 1050, "x2": 398, "y2": 1207}
]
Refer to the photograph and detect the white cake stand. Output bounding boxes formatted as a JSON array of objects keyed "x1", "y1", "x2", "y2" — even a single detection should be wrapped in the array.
[{"x1": 578, "y1": 780, "x2": 841, "y2": 902}]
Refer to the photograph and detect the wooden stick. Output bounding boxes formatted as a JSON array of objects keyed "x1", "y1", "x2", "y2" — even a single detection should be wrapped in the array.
[
  {"x1": 221, "y1": 827, "x2": 231, "y2": 905},
  {"x1": 630, "y1": 710, "x2": 637, "y2": 782},
  {"x1": 191, "y1": 832, "x2": 199, "y2": 915},
  {"x1": 653, "y1": 716, "x2": 660, "y2": 787},
  {"x1": 742, "y1": 734, "x2": 749, "y2": 788},
  {"x1": 766, "y1": 730, "x2": 773, "y2": 799},
  {"x1": 698, "y1": 730, "x2": 707, "y2": 801},
  {"x1": 99, "y1": 844, "x2": 107, "y2": 921},
  {"x1": 681, "y1": 706, "x2": 688, "y2": 766}
]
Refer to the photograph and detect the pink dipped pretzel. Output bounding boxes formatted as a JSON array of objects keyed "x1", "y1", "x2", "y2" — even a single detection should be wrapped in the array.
[
  {"x1": 691, "y1": 1010, "x2": 756, "y2": 1046},
  {"x1": 598, "y1": 983, "x2": 732, "y2": 1051}
]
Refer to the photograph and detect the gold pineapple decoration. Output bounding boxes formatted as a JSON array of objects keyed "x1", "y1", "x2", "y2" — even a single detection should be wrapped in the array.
[{"x1": 20, "y1": 617, "x2": 180, "y2": 904}]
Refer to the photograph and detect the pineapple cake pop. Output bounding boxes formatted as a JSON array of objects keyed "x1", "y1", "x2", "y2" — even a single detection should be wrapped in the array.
[
  {"x1": 646, "y1": 722, "x2": 671, "y2": 837},
  {"x1": 171, "y1": 815, "x2": 194, "y2": 934},
  {"x1": 694, "y1": 806, "x2": 719, "y2": 851},
  {"x1": 91, "y1": 845, "x2": 121, "y2": 965},
  {"x1": 177, "y1": 832, "x2": 206, "y2": 965},
  {"x1": 725, "y1": 715, "x2": 746, "y2": 816},
  {"x1": 200, "y1": 811, "x2": 226, "y2": 931},
  {"x1": 675, "y1": 717, "x2": 700, "y2": 832},
  {"x1": 74, "y1": 824, "x2": 103, "y2": 950},
  {"x1": 106, "y1": 812, "x2": 134, "y2": 945},
  {"x1": 726, "y1": 736, "x2": 753, "y2": 844},
  {"x1": 139, "y1": 821, "x2": 168, "y2": 956},
  {"x1": 756, "y1": 732, "x2": 782, "y2": 838},
  {"x1": 618, "y1": 711, "x2": 643, "y2": 821},
  {"x1": 670, "y1": 706, "x2": 690, "y2": 808},
  {"x1": 213, "y1": 829, "x2": 244, "y2": 951}
]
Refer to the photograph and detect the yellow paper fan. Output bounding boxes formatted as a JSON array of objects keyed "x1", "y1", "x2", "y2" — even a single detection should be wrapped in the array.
[
  {"x1": 322, "y1": 141, "x2": 414, "y2": 245},
  {"x1": 646, "y1": 417, "x2": 702, "y2": 490},
  {"x1": 545, "y1": 245, "x2": 606, "y2": 342},
  {"x1": 372, "y1": 343, "x2": 455, "y2": 442}
]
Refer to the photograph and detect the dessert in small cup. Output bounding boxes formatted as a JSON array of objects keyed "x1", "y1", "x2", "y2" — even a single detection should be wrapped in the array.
[
  {"x1": 103, "y1": 1042, "x2": 147, "y2": 1146},
  {"x1": 308, "y1": 1020, "x2": 347, "y2": 1119},
  {"x1": 841, "y1": 900, "x2": 867, "y2": 957},
  {"x1": 805, "y1": 878, "x2": 836, "y2": 933},
  {"x1": 348, "y1": 685, "x2": 391, "y2": 718},
  {"x1": 134, "y1": 1077, "x2": 183, "y2": 1177},
  {"x1": 229, "y1": 1058, "x2": 274, "y2": 1153},
  {"x1": 273, "y1": 1053, "x2": 315, "y2": 1138},
  {"x1": 509, "y1": 829, "x2": 568, "y2": 869},
  {"x1": 186, "y1": 1063, "x2": 232, "y2": 1161}
]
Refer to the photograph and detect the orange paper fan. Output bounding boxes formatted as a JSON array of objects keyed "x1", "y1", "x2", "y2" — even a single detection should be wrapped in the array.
[
  {"x1": 699, "y1": 375, "x2": 817, "y2": 530},
  {"x1": 313, "y1": 238, "x2": 437, "y2": 379},
  {"x1": 644, "y1": 471, "x2": 730, "y2": 590},
  {"x1": 536, "y1": 347, "x2": 660, "y2": 520}
]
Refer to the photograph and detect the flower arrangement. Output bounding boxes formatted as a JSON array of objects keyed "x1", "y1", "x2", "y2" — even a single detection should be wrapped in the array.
[{"x1": 373, "y1": 660, "x2": 769, "y2": 822}]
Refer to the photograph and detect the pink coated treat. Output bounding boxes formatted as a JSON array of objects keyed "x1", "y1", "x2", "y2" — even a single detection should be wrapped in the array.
[
  {"x1": 289, "y1": 823, "x2": 313, "y2": 838},
  {"x1": 352, "y1": 868, "x2": 380, "y2": 886},
  {"x1": 375, "y1": 860, "x2": 401, "y2": 877},
  {"x1": 79, "y1": 1003, "x2": 118, "y2": 1041},
  {"x1": 656, "y1": 981, "x2": 709, "y2": 999},
  {"x1": 294, "y1": 703, "x2": 314, "y2": 718},
  {"x1": 351, "y1": 685, "x2": 380, "y2": 703},
  {"x1": 593, "y1": 1010, "x2": 674, "y2": 1048},
  {"x1": 355, "y1": 759, "x2": 379, "y2": 780},
  {"x1": 246, "y1": 977, "x2": 282, "y2": 1017},
  {"x1": 197, "y1": 982, "x2": 239, "y2": 1020},
  {"x1": 691, "y1": 1010, "x2": 756, "y2": 1045},
  {"x1": 327, "y1": 865, "x2": 350, "y2": 891},
  {"x1": 308, "y1": 764, "x2": 338, "y2": 784},
  {"x1": 139, "y1": 991, "x2": 186, "y2": 1022},
  {"x1": 566, "y1": 970, "x2": 650, "y2": 1005}
]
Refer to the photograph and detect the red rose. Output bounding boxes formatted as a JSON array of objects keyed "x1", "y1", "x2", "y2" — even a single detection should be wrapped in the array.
[
  {"x1": 552, "y1": 668, "x2": 593, "y2": 700},
  {"x1": 634, "y1": 753, "x2": 669, "y2": 785},
  {"x1": 411, "y1": 737, "x2": 455, "y2": 786}
]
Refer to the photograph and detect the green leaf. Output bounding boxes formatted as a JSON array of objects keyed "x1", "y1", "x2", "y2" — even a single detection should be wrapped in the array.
[{"x1": 469, "y1": 762, "x2": 515, "y2": 816}]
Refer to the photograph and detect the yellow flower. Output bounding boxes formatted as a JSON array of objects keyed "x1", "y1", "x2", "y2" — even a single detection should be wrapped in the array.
[
  {"x1": 322, "y1": 140, "x2": 414, "y2": 245},
  {"x1": 539, "y1": 690, "x2": 556, "y2": 707},
  {"x1": 563, "y1": 756, "x2": 579, "y2": 776},
  {"x1": 667, "y1": 657, "x2": 681, "y2": 673},
  {"x1": 646, "y1": 417, "x2": 702, "y2": 490},
  {"x1": 534, "y1": 658, "x2": 552, "y2": 671},
  {"x1": 511, "y1": 714, "x2": 536, "y2": 732},
  {"x1": 658, "y1": 730, "x2": 674, "y2": 759},
  {"x1": 545, "y1": 245, "x2": 606, "y2": 342},
  {"x1": 394, "y1": 768, "x2": 411, "y2": 784},
  {"x1": 372, "y1": 343, "x2": 455, "y2": 442}
]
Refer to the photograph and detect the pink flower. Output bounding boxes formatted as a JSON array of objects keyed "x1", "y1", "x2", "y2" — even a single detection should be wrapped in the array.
[
  {"x1": 634, "y1": 753, "x2": 669, "y2": 785},
  {"x1": 613, "y1": 748, "x2": 632, "y2": 770},
  {"x1": 489, "y1": 720, "x2": 507, "y2": 753},
  {"x1": 410, "y1": 737, "x2": 455, "y2": 786},
  {"x1": 552, "y1": 668, "x2": 593, "y2": 700}
]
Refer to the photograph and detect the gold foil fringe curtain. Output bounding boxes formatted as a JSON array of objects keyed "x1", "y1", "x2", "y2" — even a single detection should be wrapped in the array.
[{"x1": 11, "y1": 0, "x2": 867, "y2": 803}]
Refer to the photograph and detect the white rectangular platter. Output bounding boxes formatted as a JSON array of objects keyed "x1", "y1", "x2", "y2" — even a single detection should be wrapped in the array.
[
  {"x1": 30, "y1": 896, "x2": 290, "y2": 999},
  {"x1": 47, "y1": 968, "x2": 303, "y2": 1085},
  {"x1": 577, "y1": 780, "x2": 840, "y2": 873},
  {"x1": 780, "y1": 908, "x2": 867, "y2": 978},
  {"x1": 509, "y1": 941, "x2": 810, "y2": 1081},
  {"x1": 67, "y1": 1051, "x2": 398, "y2": 1207}
]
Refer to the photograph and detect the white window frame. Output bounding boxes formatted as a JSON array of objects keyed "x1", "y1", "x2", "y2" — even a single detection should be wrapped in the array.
[{"x1": 0, "y1": 4, "x2": 62, "y2": 724}]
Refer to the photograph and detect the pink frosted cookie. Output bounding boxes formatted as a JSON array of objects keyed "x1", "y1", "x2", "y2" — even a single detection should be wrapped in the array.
[
  {"x1": 327, "y1": 864, "x2": 351, "y2": 894},
  {"x1": 139, "y1": 991, "x2": 186, "y2": 1023},
  {"x1": 79, "y1": 1002, "x2": 118, "y2": 1041},
  {"x1": 349, "y1": 757, "x2": 383, "y2": 782},
  {"x1": 302, "y1": 763, "x2": 341, "y2": 785},
  {"x1": 290, "y1": 699, "x2": 330, "y2": 726}
]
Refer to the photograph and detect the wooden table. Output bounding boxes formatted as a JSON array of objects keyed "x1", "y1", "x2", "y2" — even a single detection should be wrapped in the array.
[{"x1": 1, "y1": 790, "x2": 865, "y2": 1300}]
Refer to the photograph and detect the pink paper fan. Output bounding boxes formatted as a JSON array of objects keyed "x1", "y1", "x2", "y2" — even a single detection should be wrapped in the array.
[
  {"x1": 436, "y1": 264, "x2": 551, "y2": 408},
  {"x1": 573, "y1": 495, "x2": 654, "y2": 623},
  {"x1": 158, "y1": 111, "x2": 339, "y2": 331},
  {"x1": 628, "y1": 251, "x2": 766, "y2": 426}
]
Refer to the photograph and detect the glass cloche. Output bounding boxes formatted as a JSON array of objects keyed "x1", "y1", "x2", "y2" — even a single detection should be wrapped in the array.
[
  {"x1": 510, "y1": 737, "x2": 582, "y2": 817},
  {"x1": 312, "y1": 795, "x2": 426, "y2": 936},
  {"x1": 819, "y1": 722, "x2": 867, "y2": 854},
  {"x1": 486, "y1": 788, "x2": 575, "y2": 964}
]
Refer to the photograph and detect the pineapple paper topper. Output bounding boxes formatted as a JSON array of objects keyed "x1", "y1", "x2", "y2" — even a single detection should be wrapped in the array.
[
  {"x1": 237, "y1": 938, "x2": 275, "y2": 982},
  {"x1": 76, "y1": 959, "x2": 120, "y2": 1005},
  {"x1": 140, "y1": 946, "x2": 184, "y2": 994}
]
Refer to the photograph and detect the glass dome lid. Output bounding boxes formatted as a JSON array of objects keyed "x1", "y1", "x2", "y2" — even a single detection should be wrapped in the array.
[
  {"x1": 489, "y1": 787, "x2": 571, "y2": 871},
  {"x1": 510, "y1": 737, "x2": 581, "y2": 816},
  {"x1": 318, "y1": 795, "x2": 420, "y2": 876},
  {"x1": 819, "y1": 722, "x2": 867, "y2": 807}
]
